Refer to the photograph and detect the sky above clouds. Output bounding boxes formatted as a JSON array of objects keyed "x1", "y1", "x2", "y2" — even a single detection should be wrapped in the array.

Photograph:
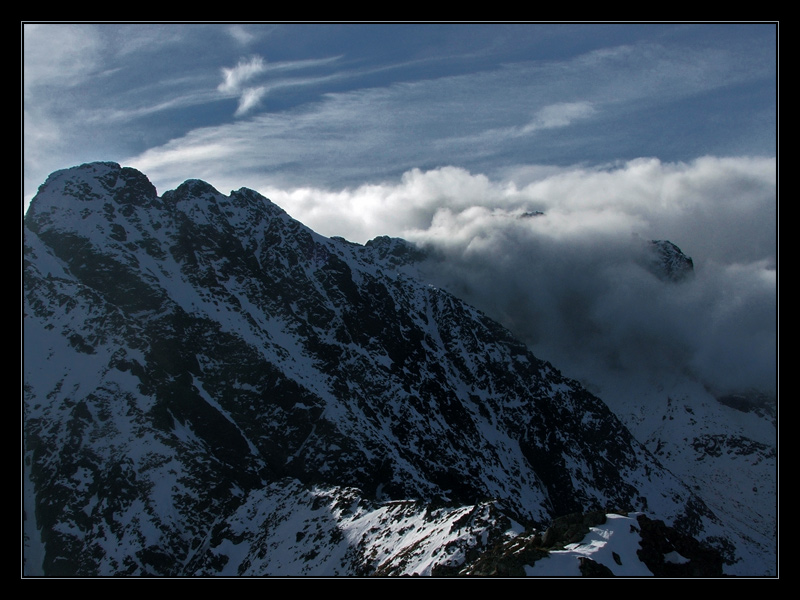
[
  {"x1": 23, "y1": 23, "x2": 777, "y2": 398},
  {"x1": 23, "y1": 23, "x2": 776, "y2": 208}
]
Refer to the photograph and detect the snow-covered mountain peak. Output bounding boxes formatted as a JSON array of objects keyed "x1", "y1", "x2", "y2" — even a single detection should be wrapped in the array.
[
  {"x1": 32, "y1": 162, "x2": 159, "y2": 212},
  {"x1": 163, "y1": 178, "x2": 222, "y2": 202},
  {"x1": 364, "y1": 235, "x2": 428, "y2": 269}
]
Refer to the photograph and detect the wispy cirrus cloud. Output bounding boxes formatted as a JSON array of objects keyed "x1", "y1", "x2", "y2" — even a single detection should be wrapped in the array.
[
  {"x1": 217, "y1": 54, "x2": 346, "y2": 116},
  {"x1": 235, "y1": 86, "x2": 268, "y2": 116},
  {"x1": 226, "y1": 24, "x2": 263, "y2": 46},
  {"x1": 520, "y1": 101, "x2": 597, "y2": 133},
  {"x1": 450, "y1": 101, "x2": 599, "y2": 148},
  {"x1": 129, "y1": 32, "x2": 774, "y2": 198},
  {"x1": 217, "y1": 55, "x2": 270, "y2": 115},
  {"x1": 218, "y1": 55, "x2": 267, "y2": 94},
  {"x1": 23, "y1": 24, "x2": 102, "y2": 95}
]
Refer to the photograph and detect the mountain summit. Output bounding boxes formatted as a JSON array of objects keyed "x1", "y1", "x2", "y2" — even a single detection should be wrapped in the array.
[{"x1": 23, "y1": 162, "x2": 766, "y2": 576}]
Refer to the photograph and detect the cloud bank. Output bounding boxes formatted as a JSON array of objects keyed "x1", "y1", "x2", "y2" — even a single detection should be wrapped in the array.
[{"x1": 262, "y1": 156, "x2": 776, "y2": 398}]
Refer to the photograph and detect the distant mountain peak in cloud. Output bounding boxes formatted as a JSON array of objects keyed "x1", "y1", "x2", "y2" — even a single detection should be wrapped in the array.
[{"x1": 647, "y1": 239, "x2": 694, "y2": 282}]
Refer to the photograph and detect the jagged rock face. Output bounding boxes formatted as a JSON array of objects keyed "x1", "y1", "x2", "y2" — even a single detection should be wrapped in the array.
[
  {"x1": 634, "y1": 514, "x2": 724, "y2": 577},
  {"x1": 647, "y1": 239, "x2": 694, "y2": 282},
  {"x1": 458, "y1": 511, "x2": 727, "y2": 577},
  {"x1": 24, "y1": 162, "x2": 724, "y2": 576}
]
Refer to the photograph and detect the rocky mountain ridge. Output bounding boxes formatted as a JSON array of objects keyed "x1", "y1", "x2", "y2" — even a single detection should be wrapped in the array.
[{"x1": 23, "y1": 162, "x2": 772, "y2": 576}]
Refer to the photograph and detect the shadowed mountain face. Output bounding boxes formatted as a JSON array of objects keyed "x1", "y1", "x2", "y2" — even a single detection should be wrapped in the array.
[
  {"x1": 24, "y1": 162, "x2": 741, "y2": 576},
  {"x1": 647, "y1": 239, "x2": 694, "y2": 282}
]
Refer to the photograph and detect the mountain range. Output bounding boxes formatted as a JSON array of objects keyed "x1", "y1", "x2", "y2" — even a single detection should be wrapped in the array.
[{"x1": 22, "y1": 162, "x2": 776, "y2": 576}]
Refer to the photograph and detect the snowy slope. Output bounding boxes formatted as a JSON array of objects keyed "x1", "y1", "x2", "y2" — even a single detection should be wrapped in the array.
[
  {"x1": 412, "y1": 229, "x2": 776, "y2": 576},
  {"x1": 524, "y1": 514, "x2": 655, "y2": 577},
  {"x1": 592, "y1": 375, "x2": 776, "y2": 574},
  {"x1": 23, "y1": 162, "x2": 771, "y2": 576}
]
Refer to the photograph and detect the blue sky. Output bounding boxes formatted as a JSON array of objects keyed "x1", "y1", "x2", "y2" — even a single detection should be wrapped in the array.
[
  {"x1": 23, "y1": 23, "x2": 777, "y2": 397},
  {"x1": 23, "y1": 23, "x2": 776, "y2": 212}
]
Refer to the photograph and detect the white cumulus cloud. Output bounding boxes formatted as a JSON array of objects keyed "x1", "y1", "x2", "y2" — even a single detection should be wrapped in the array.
[{"x1": 261, "y1": 156, "x2": 776, "y2": 398}]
